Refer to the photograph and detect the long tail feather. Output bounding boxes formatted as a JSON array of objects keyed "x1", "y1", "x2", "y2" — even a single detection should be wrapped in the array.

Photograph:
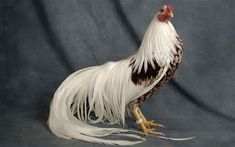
[{"x1": 48, "y1": 64, "x2": 145, "y2": 145}]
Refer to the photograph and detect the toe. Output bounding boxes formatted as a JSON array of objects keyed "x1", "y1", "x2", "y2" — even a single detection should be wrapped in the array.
[
  {"x1": 147, "y1": 129, "x2": 165, "y2": 136},
  {"x1": 157, "y1": 124, "x2": 165, "y2": 128}
]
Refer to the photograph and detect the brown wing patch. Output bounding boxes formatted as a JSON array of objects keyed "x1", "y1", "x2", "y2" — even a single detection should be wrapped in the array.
[{"x1": 130, "y1": 59, "x2": 161, "y2": 85}]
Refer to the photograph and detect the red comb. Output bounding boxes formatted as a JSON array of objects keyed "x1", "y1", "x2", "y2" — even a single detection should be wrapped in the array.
[{"x1": 166, "y1": 5, "x2": 173, "y2": 11}]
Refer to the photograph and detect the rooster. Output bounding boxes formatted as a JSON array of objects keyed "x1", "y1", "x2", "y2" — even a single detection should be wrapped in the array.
[{"x1": 48, "y1": 4, "x2": 183, "y2": 145}]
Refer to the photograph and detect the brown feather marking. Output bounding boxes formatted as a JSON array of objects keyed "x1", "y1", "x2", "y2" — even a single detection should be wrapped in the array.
[{"x1": 131, "y1": 59, "x2": 161, "y2": 85}]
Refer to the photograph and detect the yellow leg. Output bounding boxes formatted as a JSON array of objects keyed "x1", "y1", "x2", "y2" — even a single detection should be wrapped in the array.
[
  {"x1": 136, "y1": 107, "x2": 165, "y2": 128},
  {"x1": 132, "y1": 107, "x2": 164, "y2": 136}
]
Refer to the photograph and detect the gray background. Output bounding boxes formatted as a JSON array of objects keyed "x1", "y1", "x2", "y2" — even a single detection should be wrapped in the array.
[{"x1": 1, "y1": 0, "x2": 235, "y2": 147}]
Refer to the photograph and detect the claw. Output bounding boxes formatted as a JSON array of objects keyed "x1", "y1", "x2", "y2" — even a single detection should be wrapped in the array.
[
  {"x1": 157, "y1": 124, "x2": 165, "y2": 128},
  {"x1": 143, "y1": 120, "x2": 165, "y2": 128}
]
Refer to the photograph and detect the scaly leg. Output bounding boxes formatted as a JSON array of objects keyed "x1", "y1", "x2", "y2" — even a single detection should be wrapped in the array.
[
  {"x1": 136, "y1": 107, "x2": 164, "y2": 128},
  {"x1": 132, "y1": 107, "x2": 164, "y2": 136}
]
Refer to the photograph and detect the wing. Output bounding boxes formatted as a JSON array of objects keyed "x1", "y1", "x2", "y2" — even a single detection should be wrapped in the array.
[{"x1": 126, "y1": 58, "x2": 170, "y2": 104}]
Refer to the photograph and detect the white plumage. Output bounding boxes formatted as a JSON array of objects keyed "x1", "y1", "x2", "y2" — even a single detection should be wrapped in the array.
[{"x1": 48, "y1": 7, "x2": 181, "y2": 145}]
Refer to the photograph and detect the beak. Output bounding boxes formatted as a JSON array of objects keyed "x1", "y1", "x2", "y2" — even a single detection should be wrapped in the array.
[{"x1": 168, "y1": 11, "x2": 174, "y2": 17}]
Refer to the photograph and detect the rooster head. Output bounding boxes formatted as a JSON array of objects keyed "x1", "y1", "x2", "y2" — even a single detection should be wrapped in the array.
[{"x1": 157, "y1": 4, "x2": 173, "y2": 22}]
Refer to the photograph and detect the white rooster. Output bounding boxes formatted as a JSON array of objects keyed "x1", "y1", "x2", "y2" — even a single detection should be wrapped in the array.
[{"x1": 48, "y1": 4, "x2": 183, "y2": 145}]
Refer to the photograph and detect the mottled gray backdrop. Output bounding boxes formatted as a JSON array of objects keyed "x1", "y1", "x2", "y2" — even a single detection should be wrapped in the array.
[{"x1": 0, "y1": 0, "x2": 235, "y2": 147}]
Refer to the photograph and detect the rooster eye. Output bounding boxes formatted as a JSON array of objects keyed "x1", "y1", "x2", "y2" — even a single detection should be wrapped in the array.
[{"x1": 160, "y1": 8, "x2": 164, "y2": 13}]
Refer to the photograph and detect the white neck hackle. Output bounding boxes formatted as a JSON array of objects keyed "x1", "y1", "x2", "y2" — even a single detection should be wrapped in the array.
[{"x1": 133, "y1": 16, "x2": 179, "y2": 73}]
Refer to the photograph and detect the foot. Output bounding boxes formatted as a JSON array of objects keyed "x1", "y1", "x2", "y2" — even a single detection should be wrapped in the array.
[
  {"x1": 132, "y1": 107, "x2": 165, "y2": 136},
  {"x1": 143, "y1": 120, "x2": 165, "y2": 128},
  {"x1": 141, "y1": 127, "x2": 165, "y2": 136}
]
